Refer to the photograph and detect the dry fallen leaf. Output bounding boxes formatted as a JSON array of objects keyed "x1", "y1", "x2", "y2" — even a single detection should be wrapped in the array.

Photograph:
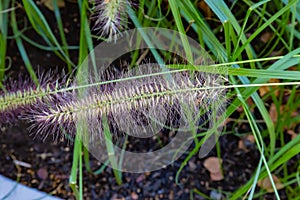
[
  {"x1": 197, "y1": 1, "x2": 212, "y2": 18},
  {"x1": 260, "y1": 32, "x2": 273, "y2": 43},
  {"x1": 204, "y1": 157, "x2": 221, "y2": 173},
  {"x1": 238, "y1": 135, "x2": 255, "y2": 151},
  {"x1": 269, "y1": 103, "x2": 278, "y2": 123},
  {"x1": 287, "y1": 130, "x2": 298, "y2": 140},
  {"x1": 210, "y1": 171, "x2": 224, "y2": 181},
  {"x1": 131, "y1": 192, "x2": 139, "y2": 200},
  {"x1": 288, "y1": 66, "x2": 298, "y2": 71},
  {"x1": 41, "y1": 0, "x2": 65, "y2": 11},
  {"x1": 259, "y1": 78, "x2": 280, "y2": 97},
  {"x1": 270, "y1": 50, "x2": 283, "y2": 57},
  {"x1": 247, "y1": 98, "x2": 255, "y2": 112},
  {"x1": 203, "y1": 157, "x2": 223, "y2": 181},
  {"x1": 291, "y1": 110, "x2": 299, "y2": 117},
  {"x1": 257, "y1": 174, "x2": 284, "y2": 193}
]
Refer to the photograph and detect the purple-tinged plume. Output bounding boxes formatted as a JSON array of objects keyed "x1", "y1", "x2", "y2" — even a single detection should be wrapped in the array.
[
  {"x1": 21, "y1": 65, "x2": 227, "y2": 143},
  {"x1": 0, "y1": 70, "x2": 70, "y2": 125}
]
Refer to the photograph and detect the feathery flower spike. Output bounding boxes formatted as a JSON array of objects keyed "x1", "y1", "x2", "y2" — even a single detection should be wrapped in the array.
[
  {"x1": 91, "y1": 0, "x2": 130, "y2": 42},
  {"x1": 0, "y1": 70, "x2": 71, "y2": 125},
  {"x1": 22, "y1": 65, "x2": 226, "y2": 142}
]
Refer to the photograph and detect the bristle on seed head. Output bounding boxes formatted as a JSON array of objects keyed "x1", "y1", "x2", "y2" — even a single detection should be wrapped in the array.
[
  {"x1": 90, "y1": 0, "x2": 130, "y2": 42},
  {"x1": 22, "y1": 64, "x2": 226, "y2": 143},
  {"x1": 0, "y1": 69, "x2": 71, "y2": 125}
]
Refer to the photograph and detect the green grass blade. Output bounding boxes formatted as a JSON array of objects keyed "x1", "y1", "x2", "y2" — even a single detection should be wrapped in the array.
[
  {"x1": 205, "y1": 0, "x2": 228, "y2": 23},
  {"x1": 232, "y1": 134, "x2": 300, "y2": 199},
  {"x1": 69, "y1": 134, "x2": 81, "y2": 200},
  {"x1": 282, "y1": 0, "x2": 300, "y2": 22},
  {"x1": 232, "y1": 0, "x2": 299, "y2": 60},
  {"x1": 11, "y1": 0, "x2": 38, "y2": 84},
  {"x1": 248, "y1": 150, "x2": 264, "y2": 199},
  {"x1": 102, "y1": 116, "x2": 122, "y2": 185},
  {"x1": 169, "y1": 0, "x2": 193, "y2": 63},
  {"x1": 180, "y1": 0, "x2": 226, "y2": 57},
  {"x1": 52, "y1": 0, "x2": 72, "y2": 71},
  {"x1": 21, "y1": 34, "x2": 79, "y2": 51},
  {"x1": 205, "y1": 0, "x2": 256, "y2": 67},
  {"x1": 127, "y1": 5, "x2": 165, "y2": 65},
  {"x1": 168, "y1": 62, "x2": 300, "y2": 80},
  {"x1": 233, "y1": 0, "x2": 270, "y2": 57},
  {"x1": 0, "y1": 0, "x2": 11, "y2": 80},
  {"x1": 21, "y1": 0, "x2": 75, "y2": 68},
  {"x1": 77, "y1": 0, "x2": 88, "y2": 67},
  {"x1": 233, "y1": 76, "x2": 280, "y2": 199},
  {"x1": 179, "y1": 0, "x2": 300, "y2": 157}
]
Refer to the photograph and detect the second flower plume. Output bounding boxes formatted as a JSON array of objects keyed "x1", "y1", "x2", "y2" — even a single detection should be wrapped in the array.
[{"x1": 91, "y1": 0, "x2": 130, "y2": 42}]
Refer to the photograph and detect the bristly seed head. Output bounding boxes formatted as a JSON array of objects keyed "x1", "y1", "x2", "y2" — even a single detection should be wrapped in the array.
[
  {"x1": 0, "y1": 70, "x2": 70, "y2": 125},
  {"x1": 0, "y1": 64, "x2": 227, "y2": 143},
  {"x1": 22, "y1": 65, "x2": 227, "y2": 143},
  {"x1": 91, "y1": 0, "x2": 130, "y2": 42}
]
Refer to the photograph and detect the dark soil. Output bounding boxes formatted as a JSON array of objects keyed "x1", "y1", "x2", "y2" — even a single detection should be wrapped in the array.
[
  {"x1": 0, "y1": 1, "x2": 295, "y2": 200},
  {"x1": 2, "y1": 121, "x2": 292, "y2": 199}
]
